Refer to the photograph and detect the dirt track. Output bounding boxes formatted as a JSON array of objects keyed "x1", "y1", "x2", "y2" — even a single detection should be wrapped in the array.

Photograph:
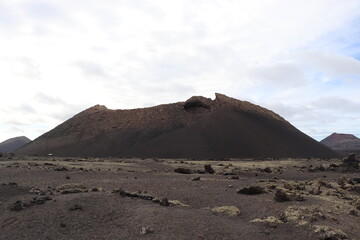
[{"x1": 0, "y1": 155, "x2": 359, "y2": 240}]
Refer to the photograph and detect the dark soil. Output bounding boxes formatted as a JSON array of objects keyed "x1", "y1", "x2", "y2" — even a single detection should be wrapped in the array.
[{"x1": 0, "y1": 155, "x2": 359, "y2": 240}]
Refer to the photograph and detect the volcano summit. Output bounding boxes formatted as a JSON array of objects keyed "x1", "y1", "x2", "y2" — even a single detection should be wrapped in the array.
[{"x1": 16, "y1": 93, "x2": 337, "y2": 158}]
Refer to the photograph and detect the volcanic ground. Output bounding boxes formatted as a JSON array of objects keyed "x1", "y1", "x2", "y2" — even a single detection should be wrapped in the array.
[{"x1": 1, "y1": 153, "x2": 359, "y2": 240}]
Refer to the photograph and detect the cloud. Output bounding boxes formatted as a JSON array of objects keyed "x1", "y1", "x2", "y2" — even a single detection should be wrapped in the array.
[
  {"x1": 22, "y1": 1, "x2": 63, "y2": 20},
  {"x1": 17, "y1": 57, "x2": 42, "y2": 80},
  {"x1": 311, "y1": 96, "x2": 360, "y2": 112},
  {"x1": 35, "y1": 93, "x2": 65, "y2": 105},
  {"x1": 15, "y1": 104, "x2": 37, "y2": 114},
  {"x1": 247, "y1": 62, "x2": 307, "y2": 87},
  {"x1": 75, "y1": 60, "x2": 109, "y2": 79},
  {"x1": 301, "y1": 51, "x2": 360, "y2": 79},
  {"x1": 1, "y1": 0, "x2": 360, "y2": 142},
  {"x1": 4, "y1": 127, "x2": 24, "y2": 134}
]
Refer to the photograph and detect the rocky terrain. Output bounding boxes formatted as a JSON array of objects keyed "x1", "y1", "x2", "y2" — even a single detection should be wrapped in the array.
[
  {"x1": 321, "y1": 133, "x2": 360, "y2": 155},
  {"x1": 16, "y1": 94, "x2": 337, "y2": 158},
  {"x1": 0, "y1": 136, "x2": 31, "y2": 153},
  {"x1": 0, "y1": 153, "x2": 359, "y2": 240}
]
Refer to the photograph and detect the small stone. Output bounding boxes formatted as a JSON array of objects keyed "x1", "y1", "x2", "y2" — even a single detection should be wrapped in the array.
[
  {"x1": 10, "y1": 201, "x2": 24, "y2": 211},
  {"x1": 237, "y1": 186, "x2": 265, "y2": 195},
  {"x1": 309, "y1": 183, "x2": 322, "y2": 195},
  {"x1": 298, "y1": 220, "x2": 308, "y2": 226},
  {"x1": 349, "y1": 209, "x2": 358, "y2": 216},
  {"x1": 212, "y1": 206, "x2": 240, "y2": 216},
  {"x1": 192, "y1": 176, "x2": 201, "y2": 181},
  {"x1": 313, "y1": 225, "x2": 347, "y2": 240},
  {"x1": 204, "y1": 165, "x2": 215, "y2": 174},
  {"x1": 43, "y1": 196, "x2": 52, "y2": 201},
  {"x1": 264, "y1": 167, "x2": 272, "y2": 173},
  {"x1": 174, "y1": 168, "x2": 192, "y2": 174},
  {"x1": 274, "y1": 189, "x2": 291, "y2": 202},
  {"x1": 140, "y1": 226, "x2": 154, "y2": 234},
  {"x1": 54, "y1": 167, "x2": 68, "y2": 171},
  {"x1": 160, "y1": 198, "x2": 170, "y2": 206},
  {"x1": 69, "y1": 204, "x2": 83, "y2": 211}
]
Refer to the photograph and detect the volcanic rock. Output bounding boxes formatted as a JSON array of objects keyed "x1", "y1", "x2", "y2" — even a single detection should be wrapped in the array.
[
  {"x1": 140, "y1": 226, "x2": 154, "y2": 234},
  {"x1": 274, "y1": 189, "x2": 304, "y2": 202},
  {"x1": 16, "y1": 94, "x2": 338, "y2": 158},
  {"x1": 174, "y1": 168, "x2": 193, "y2": 174},
  {"x1": 211, "y1": 206, "x2": 240, "y2": 216},
  {"x1": 313, "y1": 225, "x2": 347, "y2": 240},
  {"x1": 204, "y1": 164, "x2": 215, "y2": 174},
  {"x1": 237, "y1": 186, "x2": 265, "y2": 195},
  {"x1": 69, "y1": 204, "x2": 83, "y2": 211},
  {"x1": 342, "y1": 153, "x2": 359, "y2": 169}
]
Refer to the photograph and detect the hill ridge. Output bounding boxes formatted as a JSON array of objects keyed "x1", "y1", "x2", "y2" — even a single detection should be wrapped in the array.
[{"x1": 0, "y1": 136, "x2": 31, "y2": 153}]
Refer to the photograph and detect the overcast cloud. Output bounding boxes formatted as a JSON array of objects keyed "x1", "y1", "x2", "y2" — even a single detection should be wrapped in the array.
[{"x1": 1, "y1": 0, "x2": 360, "y2": 142}]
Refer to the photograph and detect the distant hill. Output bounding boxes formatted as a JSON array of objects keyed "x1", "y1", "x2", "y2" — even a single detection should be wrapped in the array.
[
  {"x1": 0, "y1": 136, "x2": 31, "y2": 153},
  {"x1": 16, "y1": 93, "x2": 338, "y2": 158},
  {"x1": 321, "y1": 133, "x2": 360, "y2": 155}
]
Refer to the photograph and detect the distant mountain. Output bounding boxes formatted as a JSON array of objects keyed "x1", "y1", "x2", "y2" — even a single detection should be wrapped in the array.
[
  {"x1": 321, "y1": 133, "x2": 360, "y2": 155},
  {"x1": 16, "y1": 93, "x2": 338, "y2": 158},
  {"x1": 0, "y1": 136, "x2": 31, "y2": 153}
]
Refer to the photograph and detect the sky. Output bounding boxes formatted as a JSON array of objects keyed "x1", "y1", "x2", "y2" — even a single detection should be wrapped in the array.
[{"x1": 0, "y1": 0, "x2": 360, "y2": 143}]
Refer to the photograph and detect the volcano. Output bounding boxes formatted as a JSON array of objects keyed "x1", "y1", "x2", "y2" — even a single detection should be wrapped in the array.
[
  {"x1": 321, "y1": 133, "x2": 360, "y2": 155},
  {"x1": 16, "y1": 94, "x2": 338, "y2": 158},
  {"x1": 0, "y1": 136, "x2": 31, "y2": 153}
]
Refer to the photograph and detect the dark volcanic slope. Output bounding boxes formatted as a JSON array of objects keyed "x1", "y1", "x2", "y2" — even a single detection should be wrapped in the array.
[
  {"x1": 16, "y1": 94, "x2": 338, "y2": 158},
  {"x1": 0, "y1": 136, "x2": 31, "y2": 153},
  {"x1": 321, "y1": 133, "x2": 360, "y2": 155}
]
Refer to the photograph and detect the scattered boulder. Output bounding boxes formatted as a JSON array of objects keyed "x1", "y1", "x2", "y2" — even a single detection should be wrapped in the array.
[
  {"x1": 10, "y1": 201, "x2": 24, "y2": 211},
  {"x1": 91, "y1": 187, "x2": 103, "y2": 192},
  {"x1": 168, "y1": 200, "x2": 189, "y2": 207},
  {"x1": 54, "y1": 167, "x2": 68, "y2": 171},
  {"x1": 140, "y1": 226, "x2": 154, "y2": 234},
  {"x1": 313, "y1": 225, "x2": 347, "y2": 240},
  {"x1": 309, "y1": 182, "x2": 322, "y2": 195},
  {"x1": 237, "y1": 186, "x2": 265, "y2": 195},
  {"x1": 69, "y1": 204, "x2": 83, "y2": 211},
  {"x1": 10, "y1": 196, "x2": 52, "y2": 211},
  {"x1": 342, "y1": 153, "x2": 359, "y2": 169},
  {"x1": 211, "y1": 206, "x2": 240, "y2": 216},
  {"x1": 349, "y1": 209, "x2": 358, "y2": 216},
  {"x1": 274, "y1": 189, "x2": 291, "y2": 202},
  {"x1": 283, "y1": 181, "x2": 305, "y2": 191},
  {"x1": 263, "y1": 167, "x2": 272, "y2": 173},
  {"x1": 160, "y1": 198, "x2": 170, "y2": 206},
  {"x1": 204, "y1": 164, "x2": 215, "y2": 174},
  {"x1": 192, "y1": 176, "x2": 201, "y2": 181},
  {"x1": 195, "y1": 170, "x2": 206, "y2": 174},
  {"x1": 250, "y1": 216, "x2": 283, "y2": 228},
  {"x1": 117, "y1": 189, "x2": 154, "y2": 201},
  {"x1": 56, "y1": 183, "x2": 88, "y2": 194},
  {"x1": 174, "y1": 168, "x2": 193, "y2": 174},
  {"x1": 2, "y1": 182, "x2": 17, "y2": 187},
  {"x1": 281, "y1": 206, "x2": 326, "y2": 223}
]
